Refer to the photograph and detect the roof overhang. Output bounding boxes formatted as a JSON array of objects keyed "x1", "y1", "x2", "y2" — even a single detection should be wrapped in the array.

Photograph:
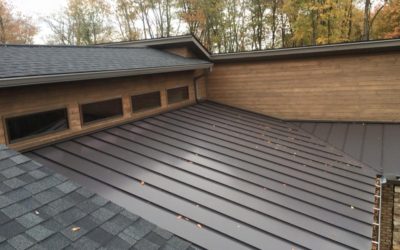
[
  {"x1": 0, "y1": 63, "x2": 213, "y2": 88},
  {"x1": 104, "y1": 36, "x2": 400, "y2": 62},
  {"x1": 212, "y1": 38, "x2": 400, "y2": 62},
  {"x1": 103, "y1": 35, "x2": 212, "y2": 60}
]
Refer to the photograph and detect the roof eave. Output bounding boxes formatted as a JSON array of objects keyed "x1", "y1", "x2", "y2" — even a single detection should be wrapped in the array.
[
  {"x1": 212, "y1": 39, "x2": 400, "y2": 62},
  {"x1": 0, "y1": 63, "x2": 213, "y2": 88},
  {"x1": 104, "y1": 36, "x2": 212, "y2": 60}
]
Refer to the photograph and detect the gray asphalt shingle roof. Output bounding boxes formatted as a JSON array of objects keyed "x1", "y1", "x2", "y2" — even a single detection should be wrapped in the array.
[
  {"x1": 27, "y1": 102, "x2": 379, "y2": 250},
  {"x1": 0, "y1": 145, "x2": 201, "y2": 250},
  {"x1": 0, "y1": 45, "x2": 210, "y2": 79}
]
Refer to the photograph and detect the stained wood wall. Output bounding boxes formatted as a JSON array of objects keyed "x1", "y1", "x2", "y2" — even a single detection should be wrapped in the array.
[
  {"x1": 207, "y1": 52, "x2": 400, "y2": 122},
  {"x1": 0, "y1": 71, "x2": 196, "y2": 151}
]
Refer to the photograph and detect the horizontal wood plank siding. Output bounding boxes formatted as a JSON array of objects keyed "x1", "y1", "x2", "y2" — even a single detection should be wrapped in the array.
[
  {"x1": 0, "y1": 71, "x2": 196, "y2": 151},
  {"x1": 207, "y1": 52, "x2": 400, "y2": 122}
]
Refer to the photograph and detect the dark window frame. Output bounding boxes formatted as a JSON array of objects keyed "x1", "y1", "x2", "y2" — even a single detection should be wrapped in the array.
[
  {"x1": 79, "y1": 97, "x2": 124, "y2": 126},
  {"x1": 167, "y1": 86, "x2": 189, "y2": 104},
  {"x1": 131, "y1": 91, "x2": 162, "y2": 113},
  {"x1": 3, "y1": 106, "x2": 70, "y2": 144}
]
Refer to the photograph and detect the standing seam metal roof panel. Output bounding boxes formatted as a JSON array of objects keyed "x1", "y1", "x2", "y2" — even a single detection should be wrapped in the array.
[
  {"x1": 293, "y1": 121, "x2": 400, "y2": 177},
  {"x1": 29, "y1": 102, "x2": 378, "y2": 250}
]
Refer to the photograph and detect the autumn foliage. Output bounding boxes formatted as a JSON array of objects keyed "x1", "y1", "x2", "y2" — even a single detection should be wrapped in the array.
[
  {"x1": 2, "y1": 0, "x2": 400, "y2": 51},
  {"x1": 0, "y1": 0, "x2": 37, "y2": 44}
]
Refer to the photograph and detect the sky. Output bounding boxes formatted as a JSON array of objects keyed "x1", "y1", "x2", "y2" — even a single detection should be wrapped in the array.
[{"x1": 7, "y1": 0, "x2": 67, "y2": 44}]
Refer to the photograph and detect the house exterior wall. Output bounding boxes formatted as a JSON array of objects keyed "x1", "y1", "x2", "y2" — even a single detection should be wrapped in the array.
[
  {"x1": 207, "y1": 51, "x2": 400, "y2": 122},
  {"x1": 0, "y1": 71, "x2": 196, "y2": 151},
  {"x1": 393, "y1": 186, "x2": 400, "y2": 250},
  {"x1": 194, "y1": 69, "x2": 208, "y2": 101},
  {"x1": 381, "y1": 184, "x2": 394, "y2": 250}
]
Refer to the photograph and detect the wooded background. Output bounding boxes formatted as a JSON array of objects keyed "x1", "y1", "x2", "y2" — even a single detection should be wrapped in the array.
[{"x1": 1, "y1": 0, "x2": 399, "y2": 53}]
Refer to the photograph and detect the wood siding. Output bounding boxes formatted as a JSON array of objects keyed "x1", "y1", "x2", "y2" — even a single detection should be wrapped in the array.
[
  {"x1": 194, "y1": 69, "x2": 208, "y2": 101},
  {"x1": 0, "y1": 71, "x2": 196, "y2": 151},
  {"x1": 207, "y1": 52, "x2": 400, "y2": 122}
]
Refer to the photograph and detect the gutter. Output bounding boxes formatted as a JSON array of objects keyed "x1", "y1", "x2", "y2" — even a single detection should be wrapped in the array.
[{"x1": 0, "y1": 63, "x2": 213, "y2": 88}]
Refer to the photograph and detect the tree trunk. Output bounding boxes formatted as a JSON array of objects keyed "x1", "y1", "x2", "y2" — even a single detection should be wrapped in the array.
[{"x1": 363, "y1": 0, "x2": 371, "y2": 40}]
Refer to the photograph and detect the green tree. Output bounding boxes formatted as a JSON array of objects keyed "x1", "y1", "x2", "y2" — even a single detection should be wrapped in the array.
[{"x1": 46, "y1": 0, "x2": 114, "y2": 45}]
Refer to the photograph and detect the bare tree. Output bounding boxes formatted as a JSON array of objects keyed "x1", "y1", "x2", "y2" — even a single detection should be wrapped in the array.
[{"x1": 115, "y1": 0, "x2": 140, "y2": 40}]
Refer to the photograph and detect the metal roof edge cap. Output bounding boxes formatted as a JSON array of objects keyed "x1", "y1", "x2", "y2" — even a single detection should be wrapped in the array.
[{"x1": 211, "y1": 39, "x2": 400, "y2": 61}]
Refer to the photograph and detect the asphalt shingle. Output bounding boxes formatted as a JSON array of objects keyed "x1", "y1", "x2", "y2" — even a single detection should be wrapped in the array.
[
  {"x1": 0, "y1": 159, "x2": 17, "y2": 171},
  {"x1": 0, "y1": 146, "x2": 199, "y2": 249},
  {"x1": 24, "y1": 176, "x2": 62, "y2": 194},
  {"x1": 4, "y1": 178, "x2": 26, "y2": 189},
  {"x1": 0, "y1": 242, "x2": 16, "y2": 250},
  {"x1": 26, "y1": 225, "x2": 54, "y2": 241},
  {"x1": 71, "y1": 236, "x2": 99, "y2": 250},
  {"x1": 16, "y1": 213, "x2": 44, "y2": 228},
  {"x1": 0, "y1": 195, "x2": 13, "y2": 208},
  {"x1": 153, "y1": 227, "x2": 173, "y2": 240},
  {"x1": 134, "y1": 238, "x2": 160, "y2": 250},
  {"x1": 8, "y1": 234, "x2": 34, "y2": 250},
  {"x1": 5, "y1": 188, "x2": 31, "y2": 202},
  {"x1": 104, "y1": 236, "x2": 131, "y2": 250},
  {"x1": 56, "y1": 181, "x2": 78, "y2": 194},
  {"x1": 1, "y1": 167, "x2": 25, "y2": 179},
  {"x1": 91, "y1": 207, "x2": 115, "y2": 224},
  {"x1": 54, "y1": 207, "x2": 86, "y2": 226},
  {"x1": 86, "y1": 228, "x2": 114, "y2": 246},
  {"x1": 123, "y1": 219, "x2": 155, "y2": 240},
  {"x1": 29, "y1": 170, "x2": 48, "y2": 180},
  {"x1": 0, "y1": 46, "x2": 210, "y2": 83},
  {"x1": 33, "y1": 188, "x2": 64, "y2": 205},
  {"x1": 61, "y1": 224, "x2": 88, "y2": 241},
  {"x1": 9, "y1": 155, "x2": 30, "y2": 165},
  {"x1": 2, "y1": 203, "x2": 30, "y2": 218},
  {"x1": 0, "y1": 220, "x2": 25, "y2": 238},
  {"x1": 100, "y1": 214, "x2": 135, "y2": 235},
  {"x1": 39, "y1": 233, "x2": 70, "y2": 249}
]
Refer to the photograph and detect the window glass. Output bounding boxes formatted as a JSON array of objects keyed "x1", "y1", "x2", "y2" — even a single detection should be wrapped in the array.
[
  {"x1": 132, "y1": 91, "x2": 161, "y2": 112},
  {"x1": 167, "y1": 86, "x2": 189, "y2": 104},
  {"x1": 81, "y1": 98, "x2": 123, "y2": 124},
  {"x1": 6, "y1": 108, "x2": 68, "y2": 143}
]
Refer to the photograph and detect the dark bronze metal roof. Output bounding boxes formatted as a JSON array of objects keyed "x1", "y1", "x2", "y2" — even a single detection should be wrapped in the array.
[
  {"x1": 293, "y1": 121, "x2": 400, "y2": 179},
  {"x1": 27, "y1": 102, "x2": 378, "y2": 250}
]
